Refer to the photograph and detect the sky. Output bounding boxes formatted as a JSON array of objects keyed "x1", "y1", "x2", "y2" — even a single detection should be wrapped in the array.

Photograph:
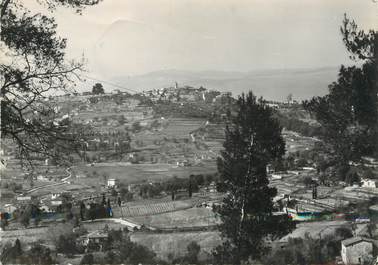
[{"x1": 27, "y1": 0, "x2": 377, "y2": 80}]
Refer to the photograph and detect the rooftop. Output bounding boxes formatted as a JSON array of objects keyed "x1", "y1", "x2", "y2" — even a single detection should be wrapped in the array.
[{"x1": 342, "y1": 237, "x2": 373, "y2": 247}]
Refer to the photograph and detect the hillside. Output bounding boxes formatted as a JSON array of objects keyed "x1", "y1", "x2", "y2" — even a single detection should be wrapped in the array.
[{"x1": 111, "y1": 67, "x2": 339, "y2": 101}]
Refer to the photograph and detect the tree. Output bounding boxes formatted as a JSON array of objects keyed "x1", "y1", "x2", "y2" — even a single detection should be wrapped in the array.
[
  {"x1": 118, "y1": 239, "x2": 156, "y2": 265},
  {"x1": 188, "y1": 179, "x2": 193, "y2": 198},
  {"x1": 213, "y1": 92, "x2": 294, "y2": 264},
  {"x1": 303, "y1": 15, "x2": 378, "y2": 181},
  {"x1": 24, "y1": 243, "x2": 54, "y2": 264},
  {"x1": 19, "y1": 209, "x2": 31, "y2": 228},
  {"x1": 105, "y1": 251, "x2": 117, "y2": 264},
  {"x1": 80, "y1": 253, "x2": 94, "y2": 265},
  {"x1": 131, "y1": 121, "x2": 142, "y2": 133},
  {"x1": 286, "y1": 93, "x2": 293, "y2": 104},
  {"x1": 56, "y1": 234, "x2": 77, "y2": 256},
  {"x1": 0, "y1": 0, "x2": 99, "y2": 164},
  {"x1": 1, "y1": 239, "x2": 23, "y2": 264},
  {"x1": 92, "y1": 82, "x2": 104, "y2": 94},
  {"x1": 0, "y1": 215, "x2": 8, "y2": 230},
  {"x1": 186, "y1": 241, "x2": 201, "y2": 264}
]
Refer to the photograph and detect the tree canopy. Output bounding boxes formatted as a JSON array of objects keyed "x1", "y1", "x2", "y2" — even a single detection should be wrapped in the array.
[
  {"x1": 0, "y1": 0, "x2": 99, "y2": 164},
  {"x1": 92, "y1": 82, "x2": 104, "y2": 94},
  {"x1": 303, "y1": 14, "x2": 378, "y2": 180},
  {"x1": 213, "y1": 92, "x2": 294, "y2": 264}
]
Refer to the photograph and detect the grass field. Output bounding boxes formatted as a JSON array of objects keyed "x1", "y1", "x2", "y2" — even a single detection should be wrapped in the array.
[
  {"x1": 73, "y1": 162, "x2": 217, "y2": 186},
  {"x1": 131, "y1": 231, "x2": 222, "y2": 261},
  {"x1": 283, "y1": 129, "x2": 319, "y2": 153},
  {"x1": 0, "y1": 227, "x2": 50, "y2": 246}
]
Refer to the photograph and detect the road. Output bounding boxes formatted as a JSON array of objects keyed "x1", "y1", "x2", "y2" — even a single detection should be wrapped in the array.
[{"x1": 24, "y1": 167, "x2": 72, "y2": 195}]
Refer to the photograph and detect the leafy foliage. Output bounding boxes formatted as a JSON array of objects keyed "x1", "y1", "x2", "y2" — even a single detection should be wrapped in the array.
[
  {"x1": 213, "y1": 92, "x2": 294, "y2": 264},
  {"x1": 0, "y1": 0, "x2": 99, "y2": 164},
  {"x1": 303, "y1": 15, "x2": 378, "y2": 181},
  {"x1": 92, "y1": 82, "x2": 104, "y2": 94},
  {"x1": 262, "y1": 230, "x2": 353, "y2": 265}
]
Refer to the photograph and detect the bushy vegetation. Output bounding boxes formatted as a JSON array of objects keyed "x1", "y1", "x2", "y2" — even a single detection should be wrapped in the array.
[
  {"x1": 1, "y1": 239, "x2": 55, "y2": 265},
  {"x1": 79, "y1": 228, "x2": 159, "y2": 265},
  {"x1": 303, "y1": 15, "x2": 378, "y2": 182},
  {"x1": 213, "y1": 92, "x2": 294, "y2": 264},
  {"x1": 262, "y1": 228, "x2": 353, "y2": 265}
]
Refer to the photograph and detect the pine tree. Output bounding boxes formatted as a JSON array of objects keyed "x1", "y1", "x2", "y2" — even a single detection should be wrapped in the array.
[
  {"x1": 303, "y1": 15, "x2": 378, "y2": 180},
  {"x1": 213, "y1": 92, "x2": 294, "y2": 264}
]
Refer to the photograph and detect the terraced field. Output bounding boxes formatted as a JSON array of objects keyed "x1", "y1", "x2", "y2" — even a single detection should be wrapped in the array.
[
  {"x1": 74, "y1": 162, "x2": 217, "y2": 185},
  {"x1": 129, "y1": 207, "x2": 220, "y2": 228},
  {"x1": 162, "y1": 118, "x2": 206, "y2": 139},
  {"x1": 113, "y1": 199, "x2": 196, "y2": 218}
]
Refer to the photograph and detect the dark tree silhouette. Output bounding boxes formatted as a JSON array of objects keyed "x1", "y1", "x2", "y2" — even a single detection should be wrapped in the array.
[
  {"x1": 0, "y1": 0, "x2": 99, "y2": 164},
  {"x1": 303, "y1": 15, "x2": 378, "y2": 180},
  {"x1": 92, "y1": 82, "x2": 104, "y2": 94},
  {"x1": 80, "y1": 253, "x2": 94, "y2": 265},
  {"x1": 186, "y1": 241, "x2": 201, "y2": 264},
  {"x1": 213, "y1": 92, "x2": 294, "y2": 264}
]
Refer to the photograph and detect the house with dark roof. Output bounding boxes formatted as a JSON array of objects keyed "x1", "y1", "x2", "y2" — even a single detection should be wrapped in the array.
[
  {"x1": 79, "y1": 230, "x2": 109, "y2": 252},
  {"x1": 341, "y1": 236, "x2": 374, "y2": 265}
]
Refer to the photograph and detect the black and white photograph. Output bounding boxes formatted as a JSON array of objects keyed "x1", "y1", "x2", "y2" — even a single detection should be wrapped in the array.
[{"x1": 0, "y1": 0, "x2": 377, "y2": 264}]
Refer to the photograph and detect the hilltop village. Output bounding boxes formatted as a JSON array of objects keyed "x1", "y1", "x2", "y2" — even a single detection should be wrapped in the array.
[{"x1": 1, "y1": 84, "x2": 378, "y2": 264}]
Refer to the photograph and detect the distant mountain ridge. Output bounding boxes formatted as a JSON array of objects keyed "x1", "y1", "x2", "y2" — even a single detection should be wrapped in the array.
[{"x1": 110, "y1": 67, "x2": 340, "y2": 101}]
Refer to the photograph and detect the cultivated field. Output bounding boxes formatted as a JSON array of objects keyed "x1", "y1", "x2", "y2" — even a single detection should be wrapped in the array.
[
  {"x1": 129, "y1": 207, "x2": 220, "y2": 228},
  {"x1": 73, "y1": 162, "x2": 217, "y2": 186},
  {"x1": 113, "y1": 199, "x2": 196, "y2": 218}
]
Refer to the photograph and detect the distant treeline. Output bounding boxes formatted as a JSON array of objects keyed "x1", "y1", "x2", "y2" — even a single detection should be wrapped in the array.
[{"x1": 274, "y1": 111, "x2": 324, "y2": 138}]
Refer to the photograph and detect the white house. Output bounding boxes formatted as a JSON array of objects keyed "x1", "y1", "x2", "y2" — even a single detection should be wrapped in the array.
[
  {"x1": 107, "y1": 179, "x2": 118, "y2": 188},
  {"x1": 3, "y1": 204, "x2": 17, "y2": 214},
  {"x1": 271, "y1": 174, "x2": 283, "y2": 180},
  {"x1": 341, "y1": 237, "x2": 374, "y2": 265},
  {"x1": 50, "y1": 192, "x2": 61, "y2": 200},
  {"x1": 16, "y1": 195, "x2": 31, "y2": 202},
  {"x1": 361, "y1": 178, "x2": 378, "y2": 188},
  {"x1": 36, "y1": 175, "x2": 49, "y2": 181}
]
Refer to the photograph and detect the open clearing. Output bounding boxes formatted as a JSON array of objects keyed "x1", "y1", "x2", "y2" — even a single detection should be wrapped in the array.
[{"x1": 73, "y1": 162, "x2": 217, "y2": 185}]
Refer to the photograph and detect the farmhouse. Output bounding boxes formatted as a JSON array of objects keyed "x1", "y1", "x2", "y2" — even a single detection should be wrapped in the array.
[
  {"x1": 361, "y1": 178, "x2": 378, "y2": 188},
  {"x1": 16, "y1": 195, "x2": 32, "y2": 203},
  {"x1": 36, "y1": 175, "x2": 49, "y2": 181},
  {"x1": 2, "y1": 204, "x2": 17, "y2": 214},
  {"x1": 107, "y1": 179, "x2": 118, "y2": 188},
  {"x1": 341, "y1": 237, "x2": 374, "y2": 265},
  {"x1": 50, "y1": 192, "x2": 62, "y2": 200},
  {"x1": 80, "y1": 231, "x2": 109, "y2": 251}
]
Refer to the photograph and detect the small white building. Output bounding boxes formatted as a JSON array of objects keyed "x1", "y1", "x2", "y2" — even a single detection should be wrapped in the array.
[
  {"x1": 271, "y1": 174, "x2": 283, "y2": 180},
  {"x1": 107, "y1": 178, "x2": 118, "y2": 188},
  {"x1": 361, "y1": 179, "x2": 378, "y2": 188},
  {"x1": 341, "y1": 237, "x2": 374, "y2": 265},
  {"x1": 36, "y1": 175, "x2": 49, "y2": 181},
  {"x1": 3, "y1": 204, "x2": 17, "y2": 214},
  {"x1": 16, "y1": 196, "x2": 31, "y2": 202},
  {"x1": 50, "y1": 192, "x2": 61, "y2": 200}
]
